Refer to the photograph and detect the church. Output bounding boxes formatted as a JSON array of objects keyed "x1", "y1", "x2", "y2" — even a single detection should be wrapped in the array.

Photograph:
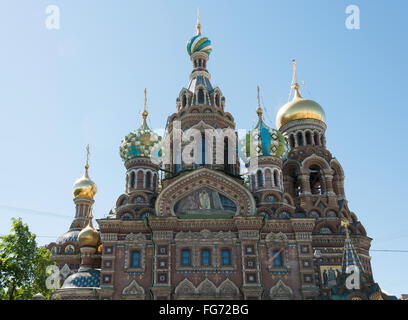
[{"x1": 46, "y1": 15, "x2": 391, "y2": 300}]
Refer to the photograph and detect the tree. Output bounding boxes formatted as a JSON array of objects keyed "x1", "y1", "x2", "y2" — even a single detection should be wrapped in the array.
[{"x1": 0, "y1": 218, "x2": 54, "y2": 300}]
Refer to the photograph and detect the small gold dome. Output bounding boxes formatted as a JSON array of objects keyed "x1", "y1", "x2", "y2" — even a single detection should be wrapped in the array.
[
  {"x1": 78, "y1": 215, "x2": 100, "y2": 248},
  {"x1": 276, "y1": 88, "x2": 325, "y2": 129},
  {"x1": 73, "y1": 165, "x2": 97, "y2": 199}
]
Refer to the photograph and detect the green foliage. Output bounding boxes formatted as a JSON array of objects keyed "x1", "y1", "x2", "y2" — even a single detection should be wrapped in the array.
[{"x1": 0, "y1": 218, "x2": 55, "y2": 300}]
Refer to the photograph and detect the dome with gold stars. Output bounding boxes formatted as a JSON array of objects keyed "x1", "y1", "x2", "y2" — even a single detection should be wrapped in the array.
[
  {"x1": 78, "y1": 214, "x2": 100, "y2": 248},
  {"x1": 276, "y1": 60, "x2": 326, "y2": 129}
]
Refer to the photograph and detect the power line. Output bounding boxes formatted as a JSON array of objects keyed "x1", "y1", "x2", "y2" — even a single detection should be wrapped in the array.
[
  {"x1": 0, "y1": 204, "x2": 71, "y2": 219},
  {"x1": 371, "y1": 249, "x2": 408, "y2": 253}
]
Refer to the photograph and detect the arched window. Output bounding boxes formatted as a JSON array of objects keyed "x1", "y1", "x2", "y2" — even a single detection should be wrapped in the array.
[
  {"x1": 131, "y1": 251, "x2": 140, "y2": 268},
  {"x1": 289, "y1": 135, "x2": 295, "y2": 148},
  {"x1": 145, "y1": 171, "x2": 151, "y2": 189},
  {"x1": 130, "y1": 172, "x2": 135, "y2": 189},
  {"x1": 257, "y1": 170, "x2": 264, "y2": 187},
  {"x1": 310, "y1": 165, "x2": 324, "y2": 195},
  {"x1": 273, "y1": 170, "x2": 279, "y2": 187},
  {"x1": 201, "y1": 249, "x2": 211, "y2": 266},
  {"x1": 182, "y1": 95, "x2": 187, "y2": 108},
  {"x1": 181, "y1": 249, "x2": 191, "y2": 266},
  {"x1": 221, "y1": 249, "x2": 231, "y2": 266},
  {"x1": 306, "y1": 131, "x2": 312, "y2": 145},
  {"x1": 297, "y1": 132, "x2": 303, "y2": 146},
  {"x1": 314, "y1": 132, "x2": 320, "y2": 146},
  {"x1": 198, "y1": 89, "x2": 204, "y2": 104}
]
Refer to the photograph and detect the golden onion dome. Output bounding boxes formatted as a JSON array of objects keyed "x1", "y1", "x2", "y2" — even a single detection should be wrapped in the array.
[
  {"x1": 276, "y1": 88, "x2": 325, "y2": 129},
  {"x1": 78, "y1": 214, "x2": 100, "y2": 248},
  {"x1": 72, "y1": 164, "x2": 97, "y2": 199},
  {"x1": 276, "y1": 59, "x2": 326, "y2": 129}
]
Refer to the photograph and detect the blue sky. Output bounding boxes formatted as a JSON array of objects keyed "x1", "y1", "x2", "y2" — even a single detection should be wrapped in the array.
[{"x1": 0, "y1": 0, "x2": 407, "y2": 296}]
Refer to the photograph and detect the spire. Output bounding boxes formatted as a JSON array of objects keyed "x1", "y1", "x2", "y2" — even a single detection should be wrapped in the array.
[
  {"x1": 340, "y1": 218, "x2": 364, "y2": 274},
  {"x1": 291, "y1": 59, "x2": 302, "y2": 99},
  {"x1": 84, "y1": 144, "x2": 90, "y2": 177},
  {"x1": 196, "y1": 8, "x2": 201, "y2": 35},
  {"x1": 142, "y1": 88, "x2": 149, "y2": 128},
  {"x1": 256, "y1": 85, "x2": 263, "y2": 120}
]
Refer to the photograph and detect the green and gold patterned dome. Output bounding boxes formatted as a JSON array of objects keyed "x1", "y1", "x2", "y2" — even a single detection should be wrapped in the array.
[
  {"x1": 119, "y1": 89, "x2": 162, "y2": 162},
  {"x1": 186, "y1": 9, "x2": 212, "y2": 56}
]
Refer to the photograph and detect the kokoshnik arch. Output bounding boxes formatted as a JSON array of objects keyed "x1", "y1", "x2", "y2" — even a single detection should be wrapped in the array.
[{"x1": 45, "y1": 13, "x2": 393, "y2": 300}]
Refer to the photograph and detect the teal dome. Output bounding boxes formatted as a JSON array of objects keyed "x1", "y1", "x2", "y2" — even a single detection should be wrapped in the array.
[
  {"x1": 119, "y1": 122, "x2": 162, "y2": 162},
  {"x1": 61, "y1": 269, "x2": 100, "y2": 289},
  {"x1": 187, "y1": 34, "x2": 212, "y2": 56},
  {"x1": 239, "y1": 111, "x2": 288, "y2": 162}
]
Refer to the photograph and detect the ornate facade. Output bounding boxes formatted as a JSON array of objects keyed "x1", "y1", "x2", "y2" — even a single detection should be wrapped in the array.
[{"x1": 47, "y1": 17, "x2": 392, "y2": 300}]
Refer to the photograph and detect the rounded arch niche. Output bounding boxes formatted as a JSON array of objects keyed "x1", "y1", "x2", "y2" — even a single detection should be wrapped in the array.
[{"x1": 155, "y1": 168, "x2": 256, "y2": 216}]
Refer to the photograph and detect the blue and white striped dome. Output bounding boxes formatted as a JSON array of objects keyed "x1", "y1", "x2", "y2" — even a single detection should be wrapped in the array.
[{"x1": 187, "y1": 34, "x2": 212, "y2": 56}]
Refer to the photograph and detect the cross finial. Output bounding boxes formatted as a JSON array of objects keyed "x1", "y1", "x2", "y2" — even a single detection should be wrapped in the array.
[
  {"x1": 341, "y1": 218, "x2": 350, "y2": 239},
  {"x1": 256, "y1": 85, "x2": 263, "y2": 119},
  {"x1": 142, "y1": 88, "x2": 148, "y2": 126},
  {"x1": 291, "y1": 59, "x2": 301, "y2": 99},
  {"x1": 85, "y1": 144, "x2": 90, "y2": 170},
  {"x1": 196, "y1": 8, "x2": 201, "y2": 35}
]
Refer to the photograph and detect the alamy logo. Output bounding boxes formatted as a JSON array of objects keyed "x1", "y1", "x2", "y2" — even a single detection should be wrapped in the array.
[
  {"x1": 345, "y1": 265, "x2": 360, "y2": 290},
  {"x1": 45, "y1": 5, "x2": 60, "y2": 30},
  {"x1": 45, "y1": 265, "x2": 61, "y2": 289},
  {"x1": 345, "y1": 5, "x2": 360, "y2": 30}
]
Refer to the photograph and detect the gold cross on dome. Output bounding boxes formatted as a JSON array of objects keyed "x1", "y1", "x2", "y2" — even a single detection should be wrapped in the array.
[
  {"x1": 341, "y1": 218, "x2": 350, "y2": 238},
  {"x1": 85, "y1": 144, "x2": 90, "y2": 169}
]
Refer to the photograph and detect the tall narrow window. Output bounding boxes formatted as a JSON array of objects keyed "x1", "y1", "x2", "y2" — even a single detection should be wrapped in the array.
[
  {"x1": 181, "y1": 249, "x2": 191, "y2": 266},
  {"x1": 273, "y1": 171, "x2": 279, "y2": 187},
  {"x1": 145, "y1": 171, "x2": 151, "y2": 189},
  {"x1": 201, "y1": 136, "x2": 206, "y2": 166},
  {"x1": 198, "y1": 89, "x2": 204, "y2": 104},
  {"x1": 201, "y1": 249, "x2": 211, "y2": 266},
  {"x1": 221, "y1": 249, "x2": 231, "y2": 266},
  {"x1": 314, "y1": 132, "x2": 319, "y2": 146},
  {"x1": 257, "y1": 170, "x2": 263, "y2": 187},
  {"x1": 224, "y1": 138, "x2": 229, "y2": 172},
  {"x1": 290, "y1": 134, "x2": 295, "y2": 148},
  {"x1": 131, "y1": 251, "x2": 140, "y2": 268},
  {"x1": 130, "y1": 172, "x2": 135, "y2": 188},
  {"x1": 182, "y1": 95, "x2": 187, "y2": 108},
  {"x1": 306, "y1": 131, "x2": 312, "y2": 145},
  {"x1": 297, "y1": 132, "x2": 303, "y2": 146}
]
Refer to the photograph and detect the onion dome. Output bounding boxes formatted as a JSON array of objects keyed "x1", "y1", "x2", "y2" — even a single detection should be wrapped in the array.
[
  {"x1": 119, "y1": 89, "x2": 162, "y2": 162},
  {"x1": 73, "y1": 145, "x2": 97, "y2": 200},
  {"x1": 276, "y1": 60, "x2": 325, "y2": 129},
  {"x1": 61, "y1": 269, "x2": 100, "y2": 289},
  {"x1": 239, "y1": 87, "x2": 288, "y2": 162},
  {"x1": 56, "y1": 230, "x2": 80, "y2": 244},
  {"x1": 78, "y1": 214, "x2": 100, "y2": 248},
  {"x1": 186, "y1": 9, "x2": 212, "y2": 56}
]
